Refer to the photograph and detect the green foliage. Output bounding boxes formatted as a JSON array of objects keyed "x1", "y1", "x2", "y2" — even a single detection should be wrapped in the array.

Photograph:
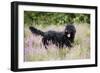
[
  {"x1": 74, "y1": 14, "x2": 90, "y2": 24},
  {"x1": 24, "y1": 11, "x2": 90, "y2": 27}
]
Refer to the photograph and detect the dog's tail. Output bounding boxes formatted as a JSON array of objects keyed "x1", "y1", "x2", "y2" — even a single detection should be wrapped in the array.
[{"x1": 29, "y1": 26, "x2": 44, "y2": 36}]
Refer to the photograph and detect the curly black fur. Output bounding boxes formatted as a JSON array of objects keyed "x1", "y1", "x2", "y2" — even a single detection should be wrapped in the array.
[{"x1": 29, "y1": 24, "x2": 76, "y2": 49}]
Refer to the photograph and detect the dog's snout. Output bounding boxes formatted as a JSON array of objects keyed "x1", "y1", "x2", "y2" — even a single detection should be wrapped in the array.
[{"x1": 67, "y1": 34, "x2": 70, "y2": 37}]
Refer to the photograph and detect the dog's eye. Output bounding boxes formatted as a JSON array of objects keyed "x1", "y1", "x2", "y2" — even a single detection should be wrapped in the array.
[{"x1": 67, "y1": 34, "x2": 70, "y2": 37}]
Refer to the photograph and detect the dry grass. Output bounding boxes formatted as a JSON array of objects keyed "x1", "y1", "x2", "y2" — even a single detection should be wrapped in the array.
[{"x1": 24, "y1": 24, "x2": 90, "y2": 61}]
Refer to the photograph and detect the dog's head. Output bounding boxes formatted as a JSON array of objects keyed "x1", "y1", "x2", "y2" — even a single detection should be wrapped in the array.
[{"x1": 64, "y1": 24, "x2": 76, "y2": 43}]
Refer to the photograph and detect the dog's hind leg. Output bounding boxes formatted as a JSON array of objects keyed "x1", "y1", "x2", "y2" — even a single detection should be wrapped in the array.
[{"x1": 42, "y1": 38, "x2": 48, "y2": 49}]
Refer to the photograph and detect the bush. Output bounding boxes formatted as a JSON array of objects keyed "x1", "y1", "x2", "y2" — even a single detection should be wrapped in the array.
[{"x1": 24, "y1": 11, "x2": 90, "y2": 27}]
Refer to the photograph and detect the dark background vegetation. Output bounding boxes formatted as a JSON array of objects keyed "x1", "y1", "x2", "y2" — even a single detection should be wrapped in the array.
[{"x1": 24, "y1": 11, "x2": 90, "y2": 27}]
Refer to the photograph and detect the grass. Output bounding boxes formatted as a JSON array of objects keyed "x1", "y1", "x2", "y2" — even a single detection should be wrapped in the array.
[{"x1": 24, "y1": 24, "x2": 90, "y2": 62}]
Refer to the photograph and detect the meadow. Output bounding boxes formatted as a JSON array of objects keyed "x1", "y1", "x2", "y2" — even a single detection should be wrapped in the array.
[{"x1": 24, "y1": 23, "x2": 90, "y2": 61}]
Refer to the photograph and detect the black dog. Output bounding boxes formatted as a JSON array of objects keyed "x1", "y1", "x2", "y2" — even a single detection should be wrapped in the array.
[{"x1": 29, "y1": 24, "x2": 76, "y2": 49}]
